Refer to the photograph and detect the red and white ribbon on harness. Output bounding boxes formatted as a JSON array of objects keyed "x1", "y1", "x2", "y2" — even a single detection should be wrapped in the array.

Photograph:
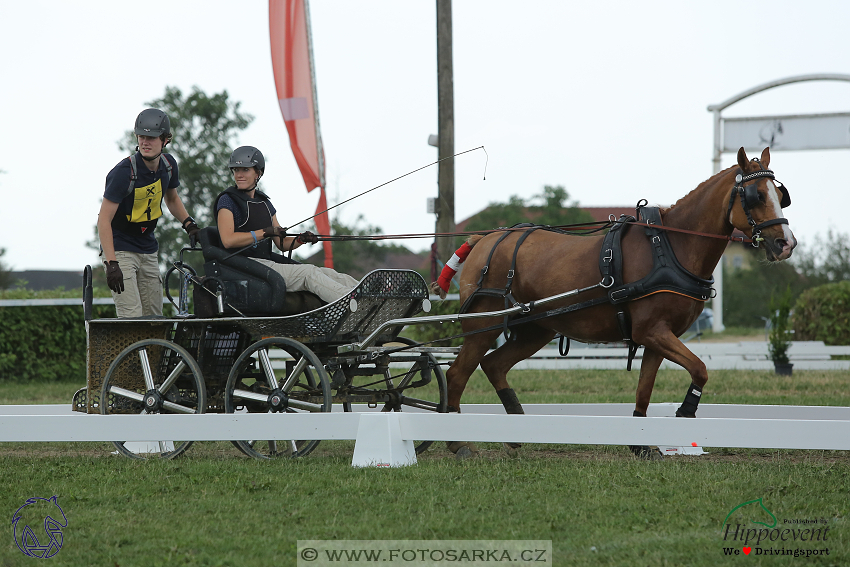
[{"x1": 436, "y1": 242, "x2": 473, "y2": 293}]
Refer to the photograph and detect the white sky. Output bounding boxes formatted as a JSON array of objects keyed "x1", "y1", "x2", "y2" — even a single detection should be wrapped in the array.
[{"x1": 1, "y1": 0, "x2": 849, "y2": 271}]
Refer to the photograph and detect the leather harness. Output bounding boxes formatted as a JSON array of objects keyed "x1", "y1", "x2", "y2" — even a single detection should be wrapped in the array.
[{"x1": 460, "y1": 207, "x2": 716, "y2": 370}]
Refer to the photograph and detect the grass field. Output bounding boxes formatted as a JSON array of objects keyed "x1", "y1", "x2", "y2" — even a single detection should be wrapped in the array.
[{"x1": 1, "y1": 368, "x2": 848, "y2": 566}]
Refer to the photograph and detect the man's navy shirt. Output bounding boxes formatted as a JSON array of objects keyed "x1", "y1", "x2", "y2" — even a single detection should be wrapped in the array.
[{"x1": 104, "y1": 152, "x2": 180, "y2": 254}]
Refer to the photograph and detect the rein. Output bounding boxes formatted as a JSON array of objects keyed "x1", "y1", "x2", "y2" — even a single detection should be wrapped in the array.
[{"x1": 287, "y1": 221, "x2": 756, "y2": 245}]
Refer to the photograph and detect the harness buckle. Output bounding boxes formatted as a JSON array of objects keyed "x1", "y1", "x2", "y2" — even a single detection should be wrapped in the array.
[
  {"x1": 602, "y1": 249, "x2": 613, "y2": 263},
  {"x1": 506, "y1": 269, "x2": 515, "y2": 279},
  {"x1": 610, "y1": 288, "x2": 628, "y2": 301},
  {"x1": 651, "y1": 235, "x2": 661, "y2": 244}
]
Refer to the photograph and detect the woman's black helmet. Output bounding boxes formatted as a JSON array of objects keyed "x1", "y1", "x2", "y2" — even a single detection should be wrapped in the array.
[{"x1": 228, "y1": 146, "x2": 265, "y2": 173}]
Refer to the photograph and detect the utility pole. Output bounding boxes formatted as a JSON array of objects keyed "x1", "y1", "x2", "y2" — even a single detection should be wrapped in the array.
[{"x1": 435, "y1": 0, "x2": 455, "y2": 263}]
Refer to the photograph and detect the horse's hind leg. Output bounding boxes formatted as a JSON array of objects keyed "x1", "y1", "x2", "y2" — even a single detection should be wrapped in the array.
[
  {"x1": 444, "y1": 328, "x2": 501, "y2": 458},
  {"x1": 480, "y1": 324, "x2": 555, "y2": 450},
  {"x1": 446, "y1": 329, "x2": 501, "y2": 411}
]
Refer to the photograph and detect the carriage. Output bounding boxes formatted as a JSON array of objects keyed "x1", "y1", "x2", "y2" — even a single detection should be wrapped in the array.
[
  {"x1": 72, "y1": 227, "x2": 453, "y2": 460},
  {"x1": 73, "y1": 147, "x2": 795, "y2": 461}
]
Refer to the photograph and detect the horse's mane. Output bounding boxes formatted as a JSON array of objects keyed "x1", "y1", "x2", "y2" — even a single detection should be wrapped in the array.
[{"x1": 664, "y1": 164, "x2": 738, "y2": 214}]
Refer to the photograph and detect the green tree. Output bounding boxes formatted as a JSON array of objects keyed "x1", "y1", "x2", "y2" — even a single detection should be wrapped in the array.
[
  {"x1": 0, "y1": 248, "x2": 13, "y2": 290},
  {"x1": 791, "y1": 227, "x2": 850, "y2": 285},
  {"x1": 90, "y1": 86, "x2": 253, "y2": 270},
  {"x1": 462, "y1": 185, "x2": 595, "y2": 235},
  {"x1": 299, "y1": 215, "x2": 418, "y2": 279},
  {"x1": 722, "y1": 246, "x2": 809, "y2": 328}
]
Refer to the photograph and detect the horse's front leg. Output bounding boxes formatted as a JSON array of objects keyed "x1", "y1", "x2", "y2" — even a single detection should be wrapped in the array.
[
  {"x1": 639, "y1": 327, "x2": 708, "y2": 418},
  {"x1": 634, "y1": 347, "x2": 663, "y2": 417}
]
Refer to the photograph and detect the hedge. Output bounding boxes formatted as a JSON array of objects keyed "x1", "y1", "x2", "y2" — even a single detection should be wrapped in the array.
[
  {"x1": 792, "y1": 281, "x2": 850, "y2": 345},
  {"x1": 0, "y1": 289, "x2": 114, "y2": 382}
]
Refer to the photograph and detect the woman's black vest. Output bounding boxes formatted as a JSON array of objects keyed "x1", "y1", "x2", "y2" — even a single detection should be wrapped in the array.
[{"x1": 213, "y1": 187, "x2": 275, "y2": 259}]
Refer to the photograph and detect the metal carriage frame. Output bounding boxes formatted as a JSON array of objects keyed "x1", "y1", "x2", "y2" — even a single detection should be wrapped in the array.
[{"x1": 77, "y1": 265, "x2": 455, "y2": 460}]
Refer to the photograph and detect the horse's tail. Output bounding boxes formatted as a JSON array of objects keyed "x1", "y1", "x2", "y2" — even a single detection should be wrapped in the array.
[{"x1": 430, "y1": 235, "x2": 483, "y2": 299}]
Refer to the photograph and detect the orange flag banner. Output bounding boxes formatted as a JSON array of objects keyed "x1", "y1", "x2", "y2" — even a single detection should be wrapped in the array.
[{"x1": 269, "y1": 0, "x2": 333, "y2": 268}]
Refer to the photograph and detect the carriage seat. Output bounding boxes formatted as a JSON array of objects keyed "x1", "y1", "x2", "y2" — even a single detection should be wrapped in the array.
[{"x1": 195, "y1": 227, "x2": 324, "y2": 317}]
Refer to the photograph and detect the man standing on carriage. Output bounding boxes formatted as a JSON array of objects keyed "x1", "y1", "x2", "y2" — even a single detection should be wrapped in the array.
[
  {"x1": 97, "y1": 108, "x2": 200, "y2": 317},
  {"x1": 214, "y1": 146, "x2": 358, "y2": 303}
]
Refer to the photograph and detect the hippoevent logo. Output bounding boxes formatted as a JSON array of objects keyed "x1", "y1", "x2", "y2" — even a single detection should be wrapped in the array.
[
  {"x1": 720, "y1": 498, "x2": 832, "y2": 558},
  {"x1": 11, "y1": 496, "x2": 68, "y2": 559}
]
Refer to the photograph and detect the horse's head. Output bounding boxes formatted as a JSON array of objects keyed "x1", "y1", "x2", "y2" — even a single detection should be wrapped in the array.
[{"x1": 727, "y1": 147, "x2": 797, "y2": 261}]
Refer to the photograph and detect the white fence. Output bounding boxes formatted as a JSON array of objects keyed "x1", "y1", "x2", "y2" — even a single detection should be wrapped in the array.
[
  {"x1": 1, "y1": 403, "x2": 847, "y2": 467},
  {"x1": 456, "y1": 342, "x2": 850, "y2": 371}
]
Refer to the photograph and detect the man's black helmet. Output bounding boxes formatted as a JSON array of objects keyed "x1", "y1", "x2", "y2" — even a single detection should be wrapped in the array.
[
  {"x1": 134, "y1": 108, "x2": 171, "y2": 138},
  {"x1": 229, "y1": 146, "x2": 265, "y2": 172}
]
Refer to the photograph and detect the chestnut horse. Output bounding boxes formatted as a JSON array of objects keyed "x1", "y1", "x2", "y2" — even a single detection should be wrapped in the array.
[{"x1": 445, "y1": 147, "x2": 796, "y2": 457}]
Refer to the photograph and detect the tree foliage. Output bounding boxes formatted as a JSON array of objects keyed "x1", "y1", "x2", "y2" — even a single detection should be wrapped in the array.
[
  {"x1": 0, "y1": 248, "x2": 13, "y2": 290},
  {"x1": 722, "y1": 246, "x2": 809, "y2": 328},
  {"x1": 767, "y1": 285, "x2": 793, "y2": 365},
  {"x1": 462, "y1": 185, "x2": 595, "y2": 234},
  {"x1": 90, "y1": 86, "x2": 253, "y2": 270},
  {"x1": 793, "y1": 281, "x2": 850, "y2": 345},
  {"x1": 790, "y1": 227, "x2": 850, "y2": 285},
  {"x1": 299, "y1": 215, "x2": 417, "y2": 279},
  {"x1": 0, "y1": 288, "x2": 114, "y2": 382}
]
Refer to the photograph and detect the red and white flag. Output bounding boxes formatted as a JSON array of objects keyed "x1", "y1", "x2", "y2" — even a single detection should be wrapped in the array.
[{"x1": 269, "y1": 0, "x2": 333, "y2": 267}]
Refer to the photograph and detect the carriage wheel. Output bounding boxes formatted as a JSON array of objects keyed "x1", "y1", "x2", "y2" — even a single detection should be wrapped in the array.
[
  {"x1": 99, "y1": 338, "x2": 206, "y2": 460},
  {"x1": 342, "y1": 337, "x2": 448, "y2": 454},
  {"x1": 224, "y1": 337, "x2": 331, "y2": 459}
]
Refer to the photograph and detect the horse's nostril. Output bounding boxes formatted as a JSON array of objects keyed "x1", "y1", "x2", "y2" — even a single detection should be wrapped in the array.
[{"x1": 775, "y1": 238, "x2": 788, "y2": 250}]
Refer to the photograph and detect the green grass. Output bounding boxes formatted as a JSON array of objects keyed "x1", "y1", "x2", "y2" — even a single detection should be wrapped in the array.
[{"x1": 1, "y1": 370, "x2": 848, "y2": 566}]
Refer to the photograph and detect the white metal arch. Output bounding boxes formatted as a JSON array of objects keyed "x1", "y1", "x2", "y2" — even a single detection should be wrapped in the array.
[{"x1": 708, "y1": 74, "x2": 850, "y2": 332}]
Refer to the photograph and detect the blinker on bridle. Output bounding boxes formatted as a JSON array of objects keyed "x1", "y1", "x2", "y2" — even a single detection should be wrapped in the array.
[{"x1": 726, "y1": 160, "x2": 791, "y2": 248}]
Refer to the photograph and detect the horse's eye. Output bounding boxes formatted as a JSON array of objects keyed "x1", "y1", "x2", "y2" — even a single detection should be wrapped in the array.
[{"x1": 757, "y1": 193, "x2": 765, "y2": 202}]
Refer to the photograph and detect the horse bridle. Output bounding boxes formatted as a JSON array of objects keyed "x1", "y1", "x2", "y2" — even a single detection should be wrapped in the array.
[{"x1": 725, "y1": 159, "x2": 791, "y2": 248}]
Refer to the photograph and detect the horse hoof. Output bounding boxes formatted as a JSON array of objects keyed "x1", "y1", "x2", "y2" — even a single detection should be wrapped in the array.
[
  {"x1": 629, "y1": 445, "x2": 663, "y2": 460},
  {"x1": 455, "y1": 446, "x2": 478, "y2": 460},
  {"x1": 675, "y1": 409, "x2": 696, "y2": 418},
  {"x1": 447, "y1": 441, "x2": 479, "y2": 456},
  {"x1": 502, "y1": 442, "x2": 522, "y2": 456}
]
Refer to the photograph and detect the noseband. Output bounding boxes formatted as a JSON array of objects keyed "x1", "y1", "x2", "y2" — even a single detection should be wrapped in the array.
[{"x1": 726, "y1": 160, "x2": 791, "y2": 248}]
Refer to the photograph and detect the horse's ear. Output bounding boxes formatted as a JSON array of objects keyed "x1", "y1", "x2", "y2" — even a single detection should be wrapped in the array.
[
  {"x1": 760, "y1": 146, "x2": 770, "y2": 167},
  {"x1": 737, "y1": 147, "x2": 749, "y2": 170}
]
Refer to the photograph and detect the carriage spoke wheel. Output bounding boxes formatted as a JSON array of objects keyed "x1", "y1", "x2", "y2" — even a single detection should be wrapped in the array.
[
  {"x1": 342, "y1": 338, "x2": 448, "y2": 455},
  {"x1": 224, "y1": 337, "x2": 331, "y2": 459},
  {"x1": 99, "y1": 339, "x2": 206, "y2": 460}
]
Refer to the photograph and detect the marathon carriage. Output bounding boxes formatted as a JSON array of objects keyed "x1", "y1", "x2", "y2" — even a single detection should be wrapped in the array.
[
  {"x1": 74, "y1": 147, "x2": 796, "y2": 461},
  {"x1": 73, "y1": 227, "x2": 452, "y2": 460}
]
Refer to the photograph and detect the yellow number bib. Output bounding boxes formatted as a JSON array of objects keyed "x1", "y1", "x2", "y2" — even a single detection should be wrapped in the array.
[{"x1": 127, "y1": 179, "x2": 164, "y2": 223}]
